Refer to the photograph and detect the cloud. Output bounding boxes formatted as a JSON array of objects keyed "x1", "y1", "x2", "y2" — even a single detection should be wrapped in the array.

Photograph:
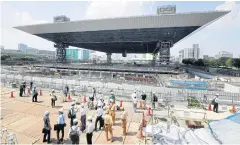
[{"x1": 1, "y1": 2, "x2": 53, "y2": 50}]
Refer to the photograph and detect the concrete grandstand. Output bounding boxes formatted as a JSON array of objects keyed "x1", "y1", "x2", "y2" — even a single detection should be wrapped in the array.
[{"x1": 14, "y1": 11, "x2": 228, "y2": 63}]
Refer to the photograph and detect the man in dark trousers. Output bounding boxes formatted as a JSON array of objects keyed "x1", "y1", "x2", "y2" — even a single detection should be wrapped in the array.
[
  {"x1": 32, "y1": 86, "x2": 38, "y2": 102},
  {"x1": 95, "y1": 105, "x2": 103, "y2": 131},
  {"x1": 19, "y1": 84, "x2": 24, "y2": 97},
  {"x1": 141, "y1": 91, "x2": 147, "y2": 109},
  {"x1": 30, "y1": 81, "x2": 33, "y2": 91},
  {"x1": 213, "y1": 94, "x2": 219, "y2": 113},
  {"x1": 151, "y1": 92, "x2": 158, "y2": 109},
  {"x1": 22, "y1": 81, "x2": 26, "y2": 95},
  {"x1": 86, "y1": 116, "x2": 94, "y2": 145}
]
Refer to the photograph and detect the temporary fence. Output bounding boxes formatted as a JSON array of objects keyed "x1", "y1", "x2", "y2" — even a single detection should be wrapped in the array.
[{"x1": 1, "y1": 73, "x2": 240, "y2": 104}]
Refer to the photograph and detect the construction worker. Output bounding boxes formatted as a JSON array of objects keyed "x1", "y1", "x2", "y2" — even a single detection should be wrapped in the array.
[
  {"x1": 68, "y1": 102, "x2": 78, "y2": 127},
  {"x1": 93, "y1": 87, "x2": 96, "y2": 98},
  {"x1": 151, "y1": 92, "x2": 158, "y2": 109},
  {"x1": 68, "y1": 118, "x2": 81, "y2": 144},
  {"x1": 131, "y1": 91, "x2": 137, "y2": 112},
  {"x1": 109, "y1": 91, "x2": 115, "y2": 104},
  {"x1": 56, "y1": 108, "x2": 66, "y2": 144},
  {"x1": 141, "y1": 91, "x2": 147, "y2": 109},
  {"x1": 95, "y1": 105, "x2": 104, "y2": 131},
  {"x1": 212, "y1": 94, "x2": 219, "y2": 113},
  {"x1": 50, "y1": 89, "x2": 57, "y2": 108},
  {"x1": 86, "y1": 116, "x2": 94, "y2": 145},
  {"x1": 80, "y1": 103, "x2": 87, "y2": 132},
  {"x1": 104, "y1": 110, "x2": 113, "y2": 142},
  {"x1": 121, "y1": 110, "x2": 128, "y2": 136},
  {"x1": 110, "y1": 99, "x2": 116, "y2": 125}
]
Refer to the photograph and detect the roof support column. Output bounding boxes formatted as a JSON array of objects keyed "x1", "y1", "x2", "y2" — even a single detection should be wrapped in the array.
[
  {"x1": 54, "y1": 43, "x2": 68, "y2": 63},
  {"x1": 152, "y1": 53, "x2": 158, "y2": 67},
  {"x1": 159, "y1": 41, "x2": 172, "y2": 64},
  {"x1": 106, "y1": 52, "x2": 112, "y2": 64}
]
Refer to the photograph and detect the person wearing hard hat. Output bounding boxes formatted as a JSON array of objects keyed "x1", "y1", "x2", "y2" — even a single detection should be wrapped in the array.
[
  {"x1": 80, "y1": 103, "x2": 87, "y2": 132},
  {"x1": 42, "y1": 111, "x2": 51, "y2": 143},
  {"x1": 109, "y1": 91, "x2": 115, "y2": 104},
  {"x1": 109, "y1": 99, "x2": 116, "y2": 125},
  {"x1": 68, "y1": 118, "x2": 80, "y2": 144},
  {"x1": 93, "y1": 87, "x2": 97, "y2": 98},
  {"x1": 32, "y1": 86, "x2": 38, "y2": 102},
  {"x1": 68, "y1": 102, "x2": 77, "y2": 127},
  {"x1": 95, "y1": 105, "x2": 104, "y2": 131},
  {"x1": 50, "y1": 89, "x2": 57, "y2": 108},
  {"x1": 104, "y1": 110, "x2": 113, "y2": 142},
  {"x1": 86, "y1": 116, "x2": 94, "y2": 145},
  {"x1": 121, "y1": 110, "x2": 128, "y2": 136},
  {"x1": 141, "y1": 91, "x2": 147, "y2": 109},
  {"x1": 56, "y1": 108, "x2": 66, "y2": 144},
  {"x1": 131, "y1": 91, "x2": 137, "y2": 113},
  {"x1": 212, "y1": 94, "x2": 219, "y2": 113}
]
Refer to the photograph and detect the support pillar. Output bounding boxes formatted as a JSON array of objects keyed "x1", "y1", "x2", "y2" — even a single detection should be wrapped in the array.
[
  {"x1": 54, "y1": 43, "x2": 68, "y2": 63},
  {"x1": 107, "y1": 53, "x2": 112, "y2": 64},
  {"x1": 152, "y1": 53, "x2": 157, "y2": 66},
  {"x1": 159, "y1": 41, "x2": 172, "y2": 64}
]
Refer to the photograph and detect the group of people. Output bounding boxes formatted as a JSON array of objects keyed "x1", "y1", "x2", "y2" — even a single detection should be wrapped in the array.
[
  {"x1": 19, "y1": 81, "x2": 38, "y2": 102},
  {"x1": 42, "y1": 88, "x2": 128, "y2": 144}
]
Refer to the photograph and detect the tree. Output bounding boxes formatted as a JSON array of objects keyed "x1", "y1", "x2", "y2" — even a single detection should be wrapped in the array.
[
  {"x1": 1, "y1": 54, "x2": 10, "y2": 60},
  {"x1": 217, "y1": 57, "x2": 229, "y2": 67},
  {"x1": 194, "y1": 59, "x2": 205, "y2": 66},
  {"x1": 225, "y1": 58, "x2": 233, "y2": 68},
  {"x1": 232, "y1": 58, "x2": 240, "y2": 69},
  {"x1": 208, "y1": 59, "x2": 219, "y2": 67}
]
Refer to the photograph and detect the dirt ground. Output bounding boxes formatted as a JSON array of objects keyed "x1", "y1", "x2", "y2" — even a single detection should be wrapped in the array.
[{"x1": 0, "y1": 85, "x2": 152, "y2": 144}]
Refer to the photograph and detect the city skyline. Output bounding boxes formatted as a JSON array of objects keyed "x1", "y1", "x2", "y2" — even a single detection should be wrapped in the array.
[{"x1": 1, "y1": 1, "x2": 239, "y2": 58}]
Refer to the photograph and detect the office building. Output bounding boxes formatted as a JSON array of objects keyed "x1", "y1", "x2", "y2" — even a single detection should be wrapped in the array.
[
  {"x1": 18, "y1": 43, "x2": 28, "y2": 53},
  {"x1": 26, "y1": 47, "x2": 39, "y2": 54},
  {"x1": 82, "y1": 49, "x2": 90, "y2": 60},
  {"x1": 179, "y1": 44, "x2": 200, "y2": 63},
  {"x1": 215, "y1": 51, "x2": 233, "y2": 58},
  {"x1": 66, "y1": 47, "x2": 82, "y2": 60}
]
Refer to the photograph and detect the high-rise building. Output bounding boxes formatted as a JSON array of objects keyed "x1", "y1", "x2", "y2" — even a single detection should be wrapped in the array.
[
  {"x1": 66, "y1": 47, "x2": 82, "y2": 60},
  {"x1": 215, "y1": 51, "x2": 233, "y2": 58},
  {"x1": 0, "y1": 45, "x2": 4, "y2": 51},
  {"x1": 26, "y1": 47, "x2": 38, "y2": 54},
  {"x1": 18, "y1": 43, "x2": 28, "y2": 53},
  {"x1": 179, "y1": 44, "x2": 200, "y2": 63}
]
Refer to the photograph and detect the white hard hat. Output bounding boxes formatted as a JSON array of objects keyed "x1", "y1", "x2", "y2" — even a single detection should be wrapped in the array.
[
  {"x1": 110, "y1": 99, "x2": 113, "y2": 102},
  {"x1": 87, "y1": 116, "x2": 92, "y2": 121},
  {"x1": 134, "y1": 90, "x2": 136, "y2": 93},
  {"x1": 153, "y1": 92, "x2": 155, "y2": 94},
  {"x1": 44, "y1": 111, "x2": 50, "y2": 116},
  {"x1": 71, "y1": 102, "x2": 75, "y2": 106},
  {"x1": 143, "y1": 91, "x2": 145, "y2": 93},
  {"x1": 81, "y1": 104, "x2": 85, "y2": 108},
  {"x1": 73, "y1": 118, "x2": 78, "y2": 123},
  {"x1": 99, "y1": 91, "x2": 101, "y2": 93},
  {"x1": 59, "y1": 108, "x2": 63, "y2": 112},
  {"x1": 52, "y1": 89, "x2": 55, "y2": 92},
  {"x1": 216, "y1": 94, "x2": 219, "y2": 96}
]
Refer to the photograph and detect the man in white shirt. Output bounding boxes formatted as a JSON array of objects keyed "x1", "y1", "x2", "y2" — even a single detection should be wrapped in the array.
[
  {"x1": 131, "y1": 91, "x2": 137, "y2": 113},
  {"x1": 95, "y1": 105, "x2": 104, "y2": 131},
  {"x1": 80, "y1": 103, "x2": 87, "y2": 132},
  {"x1": 86, "y1": 116, "x2": 94, "y2": 145},
  {"x1": 56, "y1": 108, "x2": 66, "y2": 144},
  {"x1": 213, "y1": 94, "x2": 219, "y2": 113}
]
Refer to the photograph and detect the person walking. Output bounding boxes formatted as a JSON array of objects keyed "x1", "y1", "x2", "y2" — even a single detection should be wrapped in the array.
[
  {"x1": 42, "y1": 111, "x2": 51, "y2": 143},
  {"x1": 32, "y1": 86, "x2": 38, "y2": 102},
  {"x1": 69, "y1": 119, "x2": 81, "y2": 144},
  {"x1": 131, "y1": 91, "x2": 137, "y2": 113},
  {"x1": 86, "y1": 116, "x2": 94, "y2": 145},
  {"x1": 213, "y1": 94, "x2": 219, "y2": 113},
  {"x1": 104, "y1": 110, "x2": 113, "y2": 142},
  {"x1": 30, "y1": 81, "x2": 33, "y2": 91},
  {"x1": 22, "y1": 81, "x2": 26, "y2": 95},
  {"x1": 95, "y1": 105, "x2": 103, "y2": 131},
  {"x1": 56, "y1": 108, "x2": 66, "y2": 144},
  {"x1": 110, "y1": 100, "x2": 116, "y2": 125},
  {"x1": 152, "y1": 92, "x2": 158, "y2": 109},
  {"x1": 80, "y1": 103, "x2": 87, "y2": 132},
  {"x1": 121, "y1": 110, "x2": 128, "y2": 136},
  {"x1": 19, "y1": 84, "x2": 24, "y2": 97},
  {"x1": 68, "y1": 102, "x2": 77, "y2": 127},
  {"x1": 141, "y1": 91, "x2": 147, "y2": 109},
  {"x1": 93, "y1": 87, "x2": 96, "y2": 98},
  {"x1": 51, "y1": 89, "x2": 57, "y2": 108}
]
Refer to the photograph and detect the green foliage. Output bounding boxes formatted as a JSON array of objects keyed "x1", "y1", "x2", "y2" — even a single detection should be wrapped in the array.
[
  {"x1": 187, "y1": 96, "x2": 201, "y2": 108},
  {"x1": 225, "y1": 58, "x2": 233, "y2": 68},
  {"x1": 232, "y1": 58, "x2": 240, "y2": 69},
  {"x1": 1, "y1": 54, "x2": 11, "y2": 60}
]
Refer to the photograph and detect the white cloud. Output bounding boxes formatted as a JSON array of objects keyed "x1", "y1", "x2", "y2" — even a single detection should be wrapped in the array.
[{"x1": 1, "y1": 2, "x2": 53, "y2": 50}]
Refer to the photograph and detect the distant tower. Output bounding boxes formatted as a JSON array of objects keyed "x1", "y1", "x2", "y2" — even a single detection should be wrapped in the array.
[{"x1": 53, "y1": 15, "x2": 70, "y2": 23}]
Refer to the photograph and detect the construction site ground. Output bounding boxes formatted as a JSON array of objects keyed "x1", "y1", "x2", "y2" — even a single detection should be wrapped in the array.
[{"x1": 0, "y1": 86, "x2": 152, "y2": 144}]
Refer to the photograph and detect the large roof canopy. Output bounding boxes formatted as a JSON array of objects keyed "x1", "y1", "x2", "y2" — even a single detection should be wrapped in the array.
[{"x1": 14, "y1": 11, "x2": 228, "y2": 53}]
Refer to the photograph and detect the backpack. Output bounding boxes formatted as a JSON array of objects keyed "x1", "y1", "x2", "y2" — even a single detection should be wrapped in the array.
[
  {"x1": 153, "y1": 95, "x2": 158, "y2": 102},
  {"x1": 69, "y1": 127, "x2": 79, "y2": 143},
  {"x1": 211, "y1": 99, "x2": 216, "y2": 105}
]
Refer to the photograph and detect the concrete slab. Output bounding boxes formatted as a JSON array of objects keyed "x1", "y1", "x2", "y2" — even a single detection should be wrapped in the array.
[{"x1": 1, "y1": 112, "x2": 26, "y2": 126}]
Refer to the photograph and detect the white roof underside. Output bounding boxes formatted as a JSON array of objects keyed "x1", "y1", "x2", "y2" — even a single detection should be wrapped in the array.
[{"x1": 14, "y1": 11, "x2": 229, "y2": 35}]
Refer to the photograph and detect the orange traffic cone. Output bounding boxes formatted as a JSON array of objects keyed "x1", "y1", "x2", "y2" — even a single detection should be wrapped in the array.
[
  {"x1": 232, "y1": 105, "x2": 236, "y2": 113},
  {"x1": 10, "y1": 91, "x2": 14, "y2": 98},
  {"x1": 139, "y1": 101, "x2": 142, "y2": 109},
  {"x1": 40, "y1": 90, "x2": 43, "y2": 96},
  {"x1": 147, "y1": 107, "x2": 151, "y2": 116},
  {"x1": 208, "y1": 104, "x2": 212, "y2": 111},
  {"x1": 83, "y1": 96, "x2": 86, "y2": 103},
  {"x1": 137, "y1": 124, "x2": 144, "y2": 139},
  {"x1": 28, "y1": 88, "x2": 31, "y2": 95},
  {"x1": 68, "y1": 94, "x2": 71, "y2": 101},
  {"x1": 120, "y1": 101, "x2": 123, "y2": 108}
]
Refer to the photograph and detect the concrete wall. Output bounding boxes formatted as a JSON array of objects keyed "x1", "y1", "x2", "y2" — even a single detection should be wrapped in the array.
[{"x1": 224, "y1": 83, "x2": 240, "y2": 94}]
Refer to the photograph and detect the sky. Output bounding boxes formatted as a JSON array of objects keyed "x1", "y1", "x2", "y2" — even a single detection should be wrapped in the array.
[{"x1": 0, "y1": 1, "x2": 240, "y2": 58}]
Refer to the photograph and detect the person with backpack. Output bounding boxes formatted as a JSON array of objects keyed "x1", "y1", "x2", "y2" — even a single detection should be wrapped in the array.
[
  {"x1": 56, "y1": 108, "x2": 66, "y2": 144},
  {"x1": 68, "y1": 102, "x2": 77, "y2": 127},
  {"x1": 50, "y1": 89, "x2": 57, "y2": 108},
  {"x1": 68, "y1": 118, "x2": 81, "y2": 144},
  {"x1": 32, "y1": 86, "x2": 38, "y2": 102},
  {"x1": 42, "y1": 111, "x2": 52, "y2": 143},
  {"x1": 212, "y1": 94, "x2": 219, "y2": 113},
  {"x1": 141, "y1": 91, "x2": 147, "y2": 109},
  {"x1": 80, "y1": 103, "x2": 87, "y2": 132},
  {"x1": 86, "y1": 116, "x2": 94, "y2": 145},
  {"x1": 152, "y1": 92, "x2": 158, "y2": 109}
]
